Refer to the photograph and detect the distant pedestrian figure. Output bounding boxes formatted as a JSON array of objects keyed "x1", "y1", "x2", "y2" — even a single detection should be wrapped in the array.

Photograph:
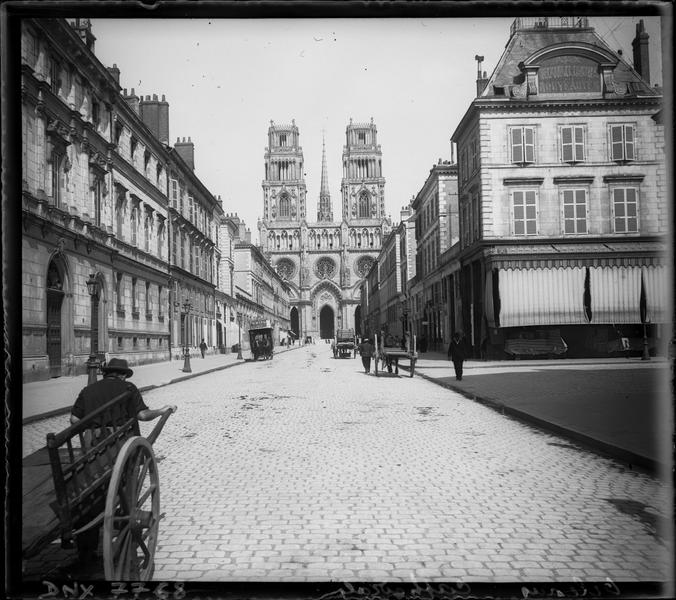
[
  {"x1": 448, "y1": 332, "x2": 466, "y2": 381},
  {"x1": 358, "y1": 338, "x2": 375, "y2": 374},
  {"x1": 200, "y1": 339, "x2": 207, "y2": 358}
]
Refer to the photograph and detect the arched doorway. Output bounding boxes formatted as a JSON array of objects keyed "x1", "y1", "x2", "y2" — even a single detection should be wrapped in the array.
[
  {"x1": 290, "y1": 307, "x2": 299, "y2": 338},
  {"x1": 46, "y1": 260, "x2": 65, "y2": 378},
  {"x1": 354, "y1": 305, "x2": 362, "y2": 337},
  {"x1": 319, "y1": 305, "x2": 335, "y2": 340}
]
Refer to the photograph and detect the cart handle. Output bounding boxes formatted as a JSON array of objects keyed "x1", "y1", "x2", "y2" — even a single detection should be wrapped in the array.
[{"x1": 146, "y1": 408, "x2": 174, "y2": 446}]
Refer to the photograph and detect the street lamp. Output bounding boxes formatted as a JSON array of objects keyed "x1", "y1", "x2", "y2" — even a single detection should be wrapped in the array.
[
  {"x1": 182, "y1": 299, "x2": 192, "y2": 373},
  {"x1": 86, "y1": 273, "x2": 100, "y2": 384},
  {"x1": 236, "y1": 312, "x2": 243, "y2": 360}
]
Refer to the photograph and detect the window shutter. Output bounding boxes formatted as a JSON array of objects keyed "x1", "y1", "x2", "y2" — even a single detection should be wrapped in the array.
[
  {"x1": 562, "y1": 127, "x2": 573, "y2": 162},
  {"x1": 511, "y1": 128, "x2": 523, "y2": 163},
  {"x1": 625, "y1": 125, "x2": 635, "y2": 160},
  {"x1": 524, "y1": 127, "x2": 535, "y2": 163},
  {"x1": 611, "y1": 125, "x2": 624, "y2": 160},
  {"x1": 574, "y1": 126, "x2": 585, "y2": 161}
]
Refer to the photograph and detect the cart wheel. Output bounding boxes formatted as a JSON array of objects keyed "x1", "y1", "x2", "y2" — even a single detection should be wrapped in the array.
[{"x1": 103, "y1": 437, "x2": 160, "y2": 581}]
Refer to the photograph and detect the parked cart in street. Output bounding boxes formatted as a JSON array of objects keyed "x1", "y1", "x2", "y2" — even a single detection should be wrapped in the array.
[
  {"x1": 22, "y1": 390, "x2": 174, "y2": 581},
  {"x1": 374, "y1": 333, "x2": 418, "y2": 377},
  {"x1": 332, "y1": 328, "x2": 357, "y2": 359},
  {"x1": 249, "y1": 319, "x2": 274, "y2": 360}
]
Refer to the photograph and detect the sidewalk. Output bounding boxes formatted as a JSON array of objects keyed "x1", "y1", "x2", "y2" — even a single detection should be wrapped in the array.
[
  {"x1": 22, "y1": 345, "x2": 301, "y2": 424},
  {"x1": 402, "y1": 350, "x2": 672, "y2": 474}
]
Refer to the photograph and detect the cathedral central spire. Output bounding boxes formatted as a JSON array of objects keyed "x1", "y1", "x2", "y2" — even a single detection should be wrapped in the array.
[{"x1": 317, "y1": 132, "x2": 333, "y2": 222}]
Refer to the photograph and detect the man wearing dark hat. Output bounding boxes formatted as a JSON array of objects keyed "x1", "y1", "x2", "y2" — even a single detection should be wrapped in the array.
[
  {"x1": 69, "y1": 358, "x2": 176, "y2": 566},
  {"x1": 70, "y1": 358, "x2": 176, "y2": 427}
]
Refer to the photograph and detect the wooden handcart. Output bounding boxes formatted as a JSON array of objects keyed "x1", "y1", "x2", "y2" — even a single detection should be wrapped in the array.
[
  {"x1": 373, "y1": 334, "x2": 418, "y2": 377},
  {"x1": 22, "y1": 391, "x2": 174, "y2": 581}
]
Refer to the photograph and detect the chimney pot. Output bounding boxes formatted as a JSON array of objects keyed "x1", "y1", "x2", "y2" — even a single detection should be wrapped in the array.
[{"x1": 153, "y1": 94, "x2": 158, "y2": 101}]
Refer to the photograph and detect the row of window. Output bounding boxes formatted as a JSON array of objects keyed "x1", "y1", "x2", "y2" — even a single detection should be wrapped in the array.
[
  {"x1": 114, "y1": 274, "x2": 165, "y2": 318},
  {"x1": 460, "y1": 124, "x2": 638, "y2": 183},
  {"x1": 510, "y1": 187, "x2": 638, "y2": 236},
  {"x1": 415, "y1": 191, "x2": 440, "y2": 239},
  {"x1": 170, "y1": 179, "x2": 214, "y2": 239},
  {"x1": 459, "y1": 186, "x2": 640, "y2": 243},
  {"x1": 171, "y1": 229, "x2": 214, "y2": 280}
]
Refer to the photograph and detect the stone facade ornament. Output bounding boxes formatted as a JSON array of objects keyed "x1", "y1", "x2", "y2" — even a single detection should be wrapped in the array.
[
  {"x1": 276, "y1": 258, "x2": 296, "y2": 280},
  {"x1": 315, "y1": 256, "x2": 336, "y2": 279},
  {"x1": 355, "y1": 255, "x2": 375, "y2": 278}
]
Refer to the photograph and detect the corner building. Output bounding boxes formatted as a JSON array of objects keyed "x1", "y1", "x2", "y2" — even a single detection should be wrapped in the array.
[
  {"x1": 451, "y1": 17, "x2": 668, "y2": 358},
  {"x1": 258, "y1": 119, "x2": 391, "y2": 340}
]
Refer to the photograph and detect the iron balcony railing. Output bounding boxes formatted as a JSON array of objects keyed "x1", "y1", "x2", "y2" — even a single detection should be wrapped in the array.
[{"x1": 511, "y1": 16, "x2": 590, "y2": 36}]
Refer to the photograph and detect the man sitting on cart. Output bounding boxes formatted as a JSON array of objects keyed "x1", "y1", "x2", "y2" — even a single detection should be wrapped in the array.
[{"x1": 69, "y1": 358, "x2": 177, "y2": 565}]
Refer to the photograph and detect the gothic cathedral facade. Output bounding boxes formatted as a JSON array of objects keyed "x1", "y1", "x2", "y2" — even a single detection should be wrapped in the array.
[{"x1": 258, "y1": 119, "x2": 391, "y2": 340}]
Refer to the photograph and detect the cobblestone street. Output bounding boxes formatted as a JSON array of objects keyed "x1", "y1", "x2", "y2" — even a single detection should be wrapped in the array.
[{"x1": 23, "y1": 344, "x2": 672, "y2": 584}]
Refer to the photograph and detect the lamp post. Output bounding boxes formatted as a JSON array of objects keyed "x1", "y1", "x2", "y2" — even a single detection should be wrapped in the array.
[
  {"x1": 182, "y1": 299, "x2": 192, "y2": 373},
  {"x1": 641, "y1": 322, "x2": 650, "y2": 361},
  {"x1": 86, "y1": 273, "x2": 101, "y2": 384},
  {"x1": 237, "y1": 312, "x2": 243, "y2": 359}
]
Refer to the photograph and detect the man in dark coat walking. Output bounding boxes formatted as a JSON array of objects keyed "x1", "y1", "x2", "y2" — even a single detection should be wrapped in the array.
[
  {"x1": 358, "y1": 338, "x2": 375, "y2": 374},
  {"x1": 447, "y1": 332, "x2": 466, "y2": 381}
]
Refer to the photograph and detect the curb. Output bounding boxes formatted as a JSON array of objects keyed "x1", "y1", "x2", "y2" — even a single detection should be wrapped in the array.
[
  {"x1": 22, "y1": 345, "x2": 305, "y2": 425},
  {"x1": 404, "y1": 365, "x2": 662, "y2": 476},
  {"x1": 22, "y1": 357, "x2": 247, "y2": 425}
]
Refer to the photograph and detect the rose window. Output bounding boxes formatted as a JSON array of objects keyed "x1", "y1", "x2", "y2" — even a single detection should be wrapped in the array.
[
  {"x1": 275, "y1": 258, "x2": 296, "y2": 280},
  {"x1": 355, "y1": 256, "x2": 375, "y2": 278},
  {"x1": 315, "y1": 257, "x2": 336, "y2": 279}
]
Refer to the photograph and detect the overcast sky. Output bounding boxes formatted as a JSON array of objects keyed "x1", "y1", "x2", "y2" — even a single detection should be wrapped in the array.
[{"x1": 90, "y1": 16, "x2": 664, "y2": 241}]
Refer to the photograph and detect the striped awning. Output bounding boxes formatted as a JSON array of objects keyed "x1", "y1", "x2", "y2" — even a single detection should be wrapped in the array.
[
  {"x1": 641, "y1": 265, "x2": 669, "y2": 324},
  {"x1": 589, "y1": 266, "x2": 641, "y2": 324},
  {"x1": 498, "y1": 267, "x2": 587, "y2": 327}
]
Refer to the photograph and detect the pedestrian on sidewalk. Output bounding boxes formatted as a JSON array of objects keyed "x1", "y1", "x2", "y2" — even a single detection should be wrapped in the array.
[
  {"x1": 448, "y1": 332, "x2": 466, "y2": 381},
  {"x1": 200, "y1": 339, "x2": 207, "y2": 358},
  {"x1": 69, "y1": 358, "x2": 177, "y2": 564},
  {"x1": 358, "y1": 338, "x2": 374, "y2": 374}
]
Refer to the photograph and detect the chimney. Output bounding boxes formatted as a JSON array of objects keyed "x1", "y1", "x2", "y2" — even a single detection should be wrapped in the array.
[
  {"x1": 632, "y1": 19, "x2": 650, "y2": 84},
  {"x1": 175, "y1": 136, "x2": 195, "y2": 170},
  {"x1": 139, "y1": 93, "x2": 170, "y2": 144},
  {"x1": 475, "y1": 55, "x2": 489, "y2": 96},
  {"x1": 107, "y1": 63, "x2": 120, "y2": 85},
  {"x1": 123, "y1": 87, "x2": 139, "y2": 115},
  {"x1": 245, "y1": 228, "x2": 252, "y2": 244}
]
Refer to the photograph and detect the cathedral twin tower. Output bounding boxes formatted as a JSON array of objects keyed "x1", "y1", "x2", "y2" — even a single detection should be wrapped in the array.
[{"x1": 258, "y1": 118, "x2": 391, "y2": 340}]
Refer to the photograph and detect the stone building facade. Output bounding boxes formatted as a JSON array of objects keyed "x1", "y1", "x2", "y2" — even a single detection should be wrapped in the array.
[
  {"x1": 258, "y1": 119, "x2": 391, "y2": 340},
  {"x1": 21, "y1": 18, "x2": 223, "y2": 382},
  {"x1": 409, "y1": 161, "x2": 459, "y2": 351},
  {"x1": 451, "y1": 17, "x2": 667, "y2": 358}
]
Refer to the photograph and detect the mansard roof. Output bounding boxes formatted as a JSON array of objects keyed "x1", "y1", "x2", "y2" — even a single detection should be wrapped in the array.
[{"x1": 481, "y1": 21, "x2": 658, "y2": 100}]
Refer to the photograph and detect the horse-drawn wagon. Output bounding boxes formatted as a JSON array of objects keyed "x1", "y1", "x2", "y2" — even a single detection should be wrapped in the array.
[
  {"x1": 332, "y1": 329, "x2": 357, "y2": 359},
  {"x1": 248, "y1": 319, "x2": 274, "y2": 360}
]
